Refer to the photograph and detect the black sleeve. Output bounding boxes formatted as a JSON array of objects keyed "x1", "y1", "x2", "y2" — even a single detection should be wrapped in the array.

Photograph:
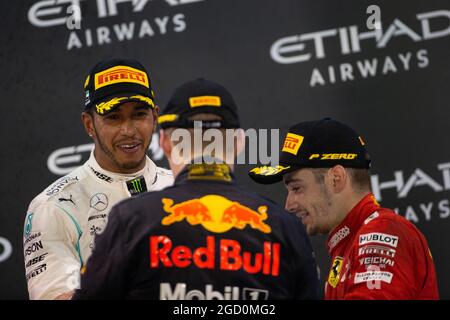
[
  {"x1": 290, "y1": 218, "x2": 320, "y2": 300},
  {"x1": 72, "y1": 205, "x2": 128, "y2": 300}
]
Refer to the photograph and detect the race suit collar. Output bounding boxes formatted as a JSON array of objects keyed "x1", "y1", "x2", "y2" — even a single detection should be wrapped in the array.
[
  {"x1": 85, "y1": 150, "x2": 157, "y2": 186},
  {"x1": 326, "y1": 193, "x2": 380, "y2": 254},
  {"x1": 175, "y1": 162, "x2": 235, "y2": 185}
]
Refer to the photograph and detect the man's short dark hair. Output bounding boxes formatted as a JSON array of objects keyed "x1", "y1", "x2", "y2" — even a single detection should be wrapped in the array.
[{"x1": 312, "y1": 167, "x2": 371, "y2": 193}]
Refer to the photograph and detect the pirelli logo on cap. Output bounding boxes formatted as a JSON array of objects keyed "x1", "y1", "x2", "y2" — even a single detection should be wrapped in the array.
[
  {"x1": 94, "y1": 66, "x2": 149, "y2": 90},
  {"x1": 189, "y1": 96, "x2": 222, "y2": 108},
  {"x1": 282, "y1": 133, "x2": 303, "y2": 155}
]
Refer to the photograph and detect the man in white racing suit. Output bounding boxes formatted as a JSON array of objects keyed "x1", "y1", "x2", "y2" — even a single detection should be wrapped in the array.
[{"x1": 23, "y1": 58, "x2": 174, "y2": 300}]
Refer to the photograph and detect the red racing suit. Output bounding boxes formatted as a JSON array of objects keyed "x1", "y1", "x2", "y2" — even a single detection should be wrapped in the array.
[{"x1": 325, "y1": 193, "x2": 439, "y2": 300}]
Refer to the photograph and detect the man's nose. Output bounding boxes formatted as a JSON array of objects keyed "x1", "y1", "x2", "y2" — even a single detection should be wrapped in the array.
[
  {"x1": 285, "y1": 192, "x2": 298, "y2": 213},
  {"x1": 120, "y1": 119, "x2": 137, "y2": 136}
]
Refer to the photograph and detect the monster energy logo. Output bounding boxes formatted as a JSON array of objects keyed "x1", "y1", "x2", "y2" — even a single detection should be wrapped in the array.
[
  {"x1": 126, "y1": 176, "x2": 147, "y2": 196},
  {"x1": 132, "y1": 179, "x2": 142, "y2": 192}
]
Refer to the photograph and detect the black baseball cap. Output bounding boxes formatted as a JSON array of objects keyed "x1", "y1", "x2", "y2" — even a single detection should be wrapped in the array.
[
  {"x1": 249, "y1": 118, "x2": 371, "y2": 184},
  {"x1": 83, "y1": 58, "x2": 156, "y2": 115},
  {"x1": 158, "y1": 78, "x2": 240, "y2": 129}
]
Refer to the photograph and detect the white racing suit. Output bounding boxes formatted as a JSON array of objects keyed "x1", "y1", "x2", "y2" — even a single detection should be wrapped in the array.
[{"x1": 23, "y1": 152, "x2": 173, "y2": 299}]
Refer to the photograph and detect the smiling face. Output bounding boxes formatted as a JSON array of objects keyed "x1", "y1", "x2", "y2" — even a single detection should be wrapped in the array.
[
  {"x1": 284, "y1": 168, "x2": 337, "y2": 235},
  {"x1": 82, "y1": 101, "x2": 157, "y2": 174}
]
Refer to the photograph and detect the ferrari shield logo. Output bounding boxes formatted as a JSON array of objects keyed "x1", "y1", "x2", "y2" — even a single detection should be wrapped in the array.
[{"x1": 328, "y1": 256, "x2": 344, "y2": 288}]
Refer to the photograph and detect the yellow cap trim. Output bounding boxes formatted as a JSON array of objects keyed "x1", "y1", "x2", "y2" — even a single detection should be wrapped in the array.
[{"x1": 158, "y1": 114, "x2": 179, "y2": 124}]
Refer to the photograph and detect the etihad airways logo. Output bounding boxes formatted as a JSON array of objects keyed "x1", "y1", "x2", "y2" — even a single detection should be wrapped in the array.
[
  {"x1": 371, "y1": 161, "x2": 450, "y2": 224},
  {"x1": 271, "y1": 10, "x2": 450, "y2": 64},
  {"x1": 28, "y1": 0, "x2": 205, "y2": 28},
  {"x1": 27, "y1": 0, "x2": 206, "y2": 50},
  {"x1": 270, "y1": 10, "x2": 450, "y2": 87}
]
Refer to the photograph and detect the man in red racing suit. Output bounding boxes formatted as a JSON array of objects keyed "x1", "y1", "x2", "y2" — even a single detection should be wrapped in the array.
[
  {"x1": 249, "y1": 118, "x2": 439, "y2": 299},
  {"x1": 325, "y1": 193, "x2": 438, "y2": 299}
]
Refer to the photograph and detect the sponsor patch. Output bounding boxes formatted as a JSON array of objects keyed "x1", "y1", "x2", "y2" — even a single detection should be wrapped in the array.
[
  {"x1": 359, "y1": 256, "x2": 395, "y2": 267},
  {"x1": 24, "y1": 232, "x2": 42, "y2": 245},
  {"x1": 354, "y1": 270, "x2": 393, "y2": 284},
  {"x1": 45, "y1": 176, "x2": 79, "y2": 196},
  {"x1": 358, "y1": 245, "x2": 396, "y2": 258},
  {"x1": 24, "y1": 241, "x2": 44, "y2": 256},
  {"x1": 364, "y1": 212, "x2": 379, "y2": 225},
  {"x1": 88, "y1": 213, "x2": 107, "y2": 222},
  {"x1": 150, "y1": 235, "x2": 280, "y2": 276},
  {"x1": 126, "y1": 176, "x2": 148, "y2": 196},
  {"x1": 89, "y1": 193, "x2": 109, "y2": 211},
  {"x1": 25, "y1": 253, "x2": 48, "y2": 269},
  {"x1": 90, "y1": 166, "x2": 113, "y2": 183},
  {"x1": 24, "y1": 213, "x2": 34, "y2": 237},
  {"x1": 26, "y1": 264, "x2": 47, "y2": 282},
  {"x1": 160, "y1": 283, "x2": 269, "y2": 300},
  {"x1": 359, "y1": 232, "x2": 399, "y2": 248},
  {"x1": 328, "y1": 226, "x2": 350, "y2": 251},
  {"x1": 328, "y1": 256, "x2": 343, "y2": 288},
  {"x1": 161, "y1": 195, "x2": 271, "y2": 234}
]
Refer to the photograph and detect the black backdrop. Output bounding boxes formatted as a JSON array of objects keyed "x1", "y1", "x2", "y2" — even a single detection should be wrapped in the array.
[{"x1": 1, "y1": 0, "x2": 449, "y2": 299}]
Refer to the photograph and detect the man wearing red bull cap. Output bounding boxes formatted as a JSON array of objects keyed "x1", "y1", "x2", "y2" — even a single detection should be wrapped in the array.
[
  {"x1": 73, "y1": 78, "x2": 319, "y2": 300},
  {"x1": 249, "y1": 118, "x2": 439, "y2": 299},
  {"x1": 23, "y1": 58, "x2": 173, "y2": 300}
]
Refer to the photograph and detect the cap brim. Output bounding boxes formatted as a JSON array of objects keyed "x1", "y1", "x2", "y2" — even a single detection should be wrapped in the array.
[
  {"x1": 248, "y1": 164, "x2": 298, "y2": 185},
  {"x1": 94, "y1": 93, "x2": 155, "y2": 115}
]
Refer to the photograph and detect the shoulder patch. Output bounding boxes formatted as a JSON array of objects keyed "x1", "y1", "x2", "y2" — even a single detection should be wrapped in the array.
[
  {"x1": 45, "y1": 176, "x2": 79, "y2": 196},
  {"x1": 156, "y1": 167, "x2": 173, "y2": 177},
  {"x1": 364, "y1": 211, "x2": 379, "y2": 225}
]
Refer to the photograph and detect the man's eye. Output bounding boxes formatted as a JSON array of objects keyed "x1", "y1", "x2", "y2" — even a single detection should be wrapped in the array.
[
  {"x1": 106, "y1": 114, "x2": 119, "y2": 120},
  {"x1": 135, "y1": 112, "x2": 148, "y2": 117}
]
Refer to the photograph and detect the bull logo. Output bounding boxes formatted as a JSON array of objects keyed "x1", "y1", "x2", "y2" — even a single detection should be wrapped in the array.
[{"x1": 161, "y1": 195, "x2": 271, "y2": 234}]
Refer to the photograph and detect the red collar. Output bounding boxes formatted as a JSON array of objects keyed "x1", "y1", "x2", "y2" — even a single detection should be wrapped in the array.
[{"x1": 327, "y1": 193, "x2": 380, "y2": 254}]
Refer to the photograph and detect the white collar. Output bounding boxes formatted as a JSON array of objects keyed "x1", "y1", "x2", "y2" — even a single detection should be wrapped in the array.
[{"x1": 85, "y1": 150, "x2": 157, "y2": 186}]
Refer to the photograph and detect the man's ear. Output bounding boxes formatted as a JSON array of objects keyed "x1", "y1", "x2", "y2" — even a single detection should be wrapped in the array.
[
  {"x1": 328, "y1": 165, "x2": 347, "y2": 193},
  {"x1": 81, "y1": 111, "x2": 95, "y2": 138},
  {"x1": 152, "y1": 106, "x2": 159, "y2": 133}
]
